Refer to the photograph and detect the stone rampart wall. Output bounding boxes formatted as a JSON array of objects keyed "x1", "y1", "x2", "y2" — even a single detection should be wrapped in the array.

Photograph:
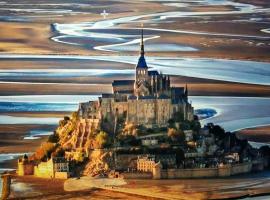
[
  {"x1": 122, "y1": 172, "x2": 152, "y2": 179},
  {"x1": 157, "y1": 162, "x2": 253, "y2": 179}
]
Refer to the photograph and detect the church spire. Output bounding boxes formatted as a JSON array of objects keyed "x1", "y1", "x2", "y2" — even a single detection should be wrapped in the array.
[
  {"x1": 136, "y1": 24, "x2": 148, "y2": 69},
  {"x1": 140, "y1": 23, "x2": 144, "y2": 56},
  {"x1": 185, "y1": 84, "x2": 188, "y2": 97}
]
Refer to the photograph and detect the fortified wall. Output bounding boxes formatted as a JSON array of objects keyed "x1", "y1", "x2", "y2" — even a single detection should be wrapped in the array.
[{"x1": 153, "y1": 162, "x2": 255, "y2": 179}]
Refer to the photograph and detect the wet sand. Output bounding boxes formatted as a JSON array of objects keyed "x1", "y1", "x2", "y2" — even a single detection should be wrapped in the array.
[
  {"x1": 62, "y1": 171, "x2": 270, "y2": 200},
  {"x1": 104, "y1": 174, "x2": 270, "y2": 200},
  {"x1": 0, "y1": 124, "x2": 56, "y2": 154},
  {"x1": 172, "y1": 76, "x2": 270, "y2": 97},
  {"x1": 7, "y1": 171, "x2": 270, "y2": 200},
  {"x1": 0, "y1": 0, "x2": 270, "y2": 199},
  {"x1": 0, "y1": 75, "x2": 269, "y2": 97},
  {"x1": 0, "y1": 0, "x2": 269, "y2": 61},
  {"x1": 237, "y1": 125, "x2": 270, "y2": 143},
  {"x1": 10, "y1": 176, "x2": 152, "y2": 200},
  {"x1": 0, "y1": 111, "x2": 71, "y2": 154}
]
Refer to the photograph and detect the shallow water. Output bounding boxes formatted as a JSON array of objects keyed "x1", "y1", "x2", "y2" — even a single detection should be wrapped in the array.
[
  {"x1": 0, "y1": 0, "x2": 269, "y2": 198},
  {"x1": 50, "y1": 0, "x2": 269, "y2": 56},
  {"x1": 23, "y1": 129, "x2": 53, "y2": 140},
  {"x1": 0, "y1": 102, "x2": 77, "y2": 112},
  {"x1": 1, "y1": 55, "x2": 270, "y2": 86},
  {"x1": 191, "y1": 96, "x2": 270, "y2": 132},
  {"x1": 0, "y1": 95, "x2": 269, "y2": 132},
  {"x1": 0, "y1": 153, "x2": 25, "y2": 164},
  {"x1": 0, "y1": 95, "x2": 98, "y2": 104},
  {"x1": 0, "y1": 115, "x2": 61, "y2": 125}
]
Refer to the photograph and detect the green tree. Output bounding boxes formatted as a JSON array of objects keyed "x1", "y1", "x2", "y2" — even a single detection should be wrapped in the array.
[
  {"x1": 167, "y1": 128, "x2": 185, "y2": 143},
  {"x1": 32, "y1": 142, "x2": 56, "y2": 161},
  {"x1": 71, "y1": 111, "x2": 78, "y2": 122},
  {"x1": 47, "y1": 132, "x2": 59, "y2": 143},
  {"x1": 95, "y1": 131, "x2": 109, "y2": 148},
  {"x1": 168, "y1": 119, "x2": 176, "y2": 128}
]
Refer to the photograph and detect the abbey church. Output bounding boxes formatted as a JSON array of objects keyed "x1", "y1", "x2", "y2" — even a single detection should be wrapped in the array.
[{"x1": 79, "y1": 29, "x2": 194, "y2": 130}]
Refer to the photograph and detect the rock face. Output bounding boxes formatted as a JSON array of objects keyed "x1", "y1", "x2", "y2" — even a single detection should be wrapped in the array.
[
  {"x1": 57, "y1": 118, "x2": 100, "y2": 150},
  {"x1": 83, "y1": 149, "x2": 114, "y2": 176},
  {"x1": 55, "y1": 113, "x2": 114, "y2": 176}
]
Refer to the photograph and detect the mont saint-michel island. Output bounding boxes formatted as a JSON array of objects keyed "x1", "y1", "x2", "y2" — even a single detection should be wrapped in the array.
[
  {"x1": 1, "y1": 0, "x2": 270, "y2": 199},
  {"x1": 5, "y1": 29, "x2": 268, "y2": 200}
]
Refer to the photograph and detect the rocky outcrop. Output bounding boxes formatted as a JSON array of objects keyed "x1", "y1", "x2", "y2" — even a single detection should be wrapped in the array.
[
  {"x1": 83, "y1": 149, "x2": 114, "y2": 176},
  {"x1": 55, "y1": 114, "x2": 113, "y2": 176},
  {"x1": 57, "y1": 118, "x2": 100, "y2": 151}
]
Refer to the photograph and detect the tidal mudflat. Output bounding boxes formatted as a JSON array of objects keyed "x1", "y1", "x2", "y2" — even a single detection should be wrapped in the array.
[{"x1": 0, "y1": 0, "x2": 270, "y2": 199}]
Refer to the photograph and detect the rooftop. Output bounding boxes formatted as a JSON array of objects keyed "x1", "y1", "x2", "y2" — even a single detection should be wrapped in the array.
[
  {"x1": 136, "y1": 55, "x2": 148, "y2": 69},
  {"x1": 112, "y1": 80, "x2": 134, "y2": 86},
  {"x1": 148, "y1": 70, "x2": 159, "y2": 76}
]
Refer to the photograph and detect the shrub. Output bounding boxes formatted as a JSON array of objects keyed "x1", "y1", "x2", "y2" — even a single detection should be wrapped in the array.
[
  {"x1": 32, "y1": 142, "x2": 56, "y2": 161},
  {"x1": 167, "y1": 128, "x2": 185, "y2": 143},
  {"x1": 95, "y1": 131, "x2": 109, "y2": 149},
  {"x1": 118, "y1": 135, "x2": 140, "y2": 146},
  {"x1": 122, "y1": 123, "x2": 138, "y2": 136},
  {"x1": 47, "y1": 132, "x2": 59, "y2": 143}
]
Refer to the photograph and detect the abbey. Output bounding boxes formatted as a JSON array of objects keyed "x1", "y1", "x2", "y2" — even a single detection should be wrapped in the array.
[{"x1": 79, "y1": 29, "x2": 194, "y2": 130}]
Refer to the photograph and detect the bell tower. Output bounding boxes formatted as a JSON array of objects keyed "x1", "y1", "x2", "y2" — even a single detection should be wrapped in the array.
[
  {"x1": 135, "y1": 25, "x2": 148, "y2": 85},
  {"x1": 134, "y1": 25, "x2": 151, "y2": 96}
]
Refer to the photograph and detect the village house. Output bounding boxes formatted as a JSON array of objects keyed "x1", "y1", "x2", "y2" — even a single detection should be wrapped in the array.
[{"x1": 18, "y1": 156, "x2": 70, "y2": 179}]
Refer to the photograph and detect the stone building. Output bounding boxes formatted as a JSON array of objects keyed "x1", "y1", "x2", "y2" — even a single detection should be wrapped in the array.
[
  {"x1": 18, "y1": 156, "x2": 70, "y2": 179},
  {"x1": 78, "y1": 29, "x2": 194, "y2": 130},
  {"x1": 17, "y1": 154, "x2": 34, "y2": 176},
  {"x1": 137, "y1": 154, "x2": 176, "y2": 172},
  {"x1": 137, "y1": 155, "x2": 157, "y2": 172},
  {"x1": 34, "y1": 157, "x2": 70, "y2": 179}
]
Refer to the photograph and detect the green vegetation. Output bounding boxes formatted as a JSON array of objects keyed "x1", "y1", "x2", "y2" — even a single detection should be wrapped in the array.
[
  {"x1": 207, "y1": 123, "x2": 226, "y2": 139},
  {"x1": 30, "y1": 142, "x2": 56, "y2": 161},
  {"x1": 167, "y1": 128, "x2": 185, "y2": 144},
  {"x1": 118, "y1": 134, "x2": 140, "y2": 146},
  {"x1": 122, "y1": 123, "x2": 138, "y2": 136},
  {"x1": 172, "y1": 111, "x2": 184, "y2": 122},
  {"x1": 94, "y1": 131, "x2": 110, "y2": 148},
  {"x1": 47, "y1": 131, "x2": 59, "y2": 143}
]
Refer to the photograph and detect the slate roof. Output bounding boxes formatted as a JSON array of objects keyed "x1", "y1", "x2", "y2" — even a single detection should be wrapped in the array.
[
  {"x1": 158, "y1": 94, "x2": 170, "y2": 99},
  {"x1": 148, "y1": 70, "x2": 159, "y2": 76},
  {"x1": 171, "y1": 87, "x2": 185, "y2": 96},
  {"x1": 172, "y1": 98, "x2": 184, "y2": 104},
  {"x1": 112, "y1": 80, "x2": 134, "y2": 86},
  {"x1": 102, "y1": 93, "x2": 114, "y2": 98},
  {"x1": 128, "y1": 95, "x2": 137, "y2": 100},
  {"x1": 52, "y1": 157, "x2": 67, "y2": 163},
  {"x1": 138, "y1": 95, "x2": 155, "y2": 100},
  {"x1": 136, "y1": 55, "x2": 148, "y2": 68},
  {"x1": 116, "y1": 90, "x2": 133, "y2": 94}
]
